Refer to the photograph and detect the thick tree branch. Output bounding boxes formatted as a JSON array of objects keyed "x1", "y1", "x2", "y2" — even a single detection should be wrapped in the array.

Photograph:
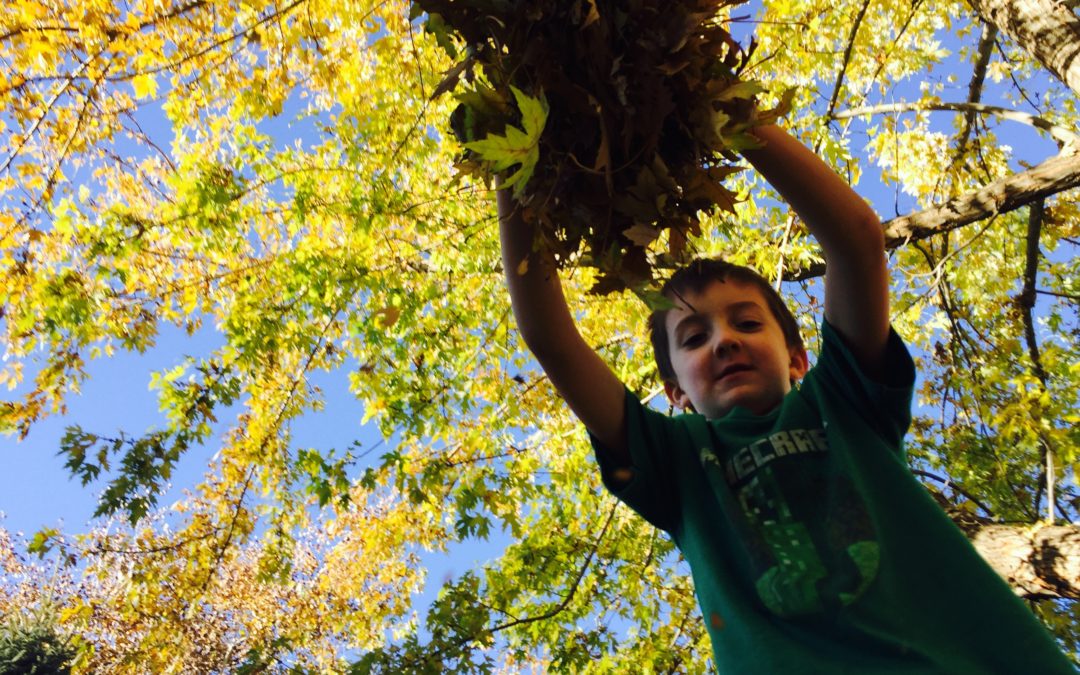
[
  {"x1": 958, "y1": 519, "x2": 1080, "y2": 599},
  {"x1": 883, "y1": 153, "x2": 1080, "y2": 244},
  {"x1": 926, "y1": 490, "x2": 1080, "y2": 599},
  {"x1": 967, "y1": 0, "x2": 1080, "y2": 95},
  {"x1": 787, "y1": 153, "x2": 1080, "y2": 279}
]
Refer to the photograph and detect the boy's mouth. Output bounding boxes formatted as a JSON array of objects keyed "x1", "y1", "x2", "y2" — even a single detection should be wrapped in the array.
[{"x1": 716, "y1": 364, "x2": 752, "y2": 381}]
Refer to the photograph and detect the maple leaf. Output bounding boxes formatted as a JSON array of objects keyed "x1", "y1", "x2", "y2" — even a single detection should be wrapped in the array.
[{"x1": 463, "y1": 86, "x2": 548, "y2": 196}]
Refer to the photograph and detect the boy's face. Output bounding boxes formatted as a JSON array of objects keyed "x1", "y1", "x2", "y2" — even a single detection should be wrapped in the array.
[{"x1": 663, "y1": 279, "x2": 808, "y2": 419}]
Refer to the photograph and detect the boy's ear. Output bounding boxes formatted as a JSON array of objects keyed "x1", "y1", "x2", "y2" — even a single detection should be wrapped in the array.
[
  {"x1": 788, "y1": 345, "x2": 810, "y2": 381},
  {"x1": 664, "y1": 379, "x2": 692, "y2": 411}
]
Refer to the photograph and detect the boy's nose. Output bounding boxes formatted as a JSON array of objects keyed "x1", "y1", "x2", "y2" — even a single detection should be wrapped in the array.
[{"x1": 713, "y1": 331, "x2": 740, "y2": 356}]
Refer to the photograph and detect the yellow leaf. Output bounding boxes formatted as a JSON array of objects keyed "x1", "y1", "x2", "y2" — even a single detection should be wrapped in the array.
[
  {"x1": 516, "y1": 256, "x2": 529, "y2": 275},
  {"x1": 132, "y1": 73, "x2": 158, "y2": 100}
]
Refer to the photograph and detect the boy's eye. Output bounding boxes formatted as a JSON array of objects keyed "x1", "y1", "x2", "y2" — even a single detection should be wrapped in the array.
[
  {"x1": 736, "y1": 320, "x2": 762, "y2": 330},
  {"x1": 681, "y1": 332, "x2": 707, "y2": 348}
]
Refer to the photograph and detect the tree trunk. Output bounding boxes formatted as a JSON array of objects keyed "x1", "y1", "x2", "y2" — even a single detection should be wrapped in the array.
[
  {"x1": 957, "y1": 518, "x2": 1080, "y2": 599},
  {"x1": 967, "y1": 0, "x2": 1080, "y2": 96}
]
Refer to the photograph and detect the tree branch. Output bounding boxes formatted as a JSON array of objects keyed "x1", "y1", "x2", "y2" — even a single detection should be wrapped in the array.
[
  {"x1": 824, "y1": 0, "x2": 872, "y2": 119},
  {"x1": 487, "y1": 502, "x2": 617, "y2": 634},
  {"x1": 834, "y1": 101, "x2": 1080, "y2": 151},
  {"x1": 884, "y1": 152, "x2": 1080, "y2": 245},
  {"x1": 912, "y1": 469, "x2": 995, "y2": 516},
  {"x1": 925, "y1": 489, "x2": 1080, "y2": 599},
  {"x1": 1019, "y1": 201, "x2": 1050, "y2": 386},
  {"x1": 787, "y1": 152, "x2": 1080, "y2": 280},
  {"x1": 961, "y1": 520, "x2": 1080, "y2": 599},
  {"x1": 1020, "y1": 200, "x2": 1057, "y2": 523},
  {"x1": 954, "y1": 23, "x2": 999, "y2": 159}
]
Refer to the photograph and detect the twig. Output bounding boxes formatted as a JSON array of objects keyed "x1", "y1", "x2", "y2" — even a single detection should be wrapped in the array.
[{"x1": 910, "y1": 469, "x2": 994, "y2": 517}]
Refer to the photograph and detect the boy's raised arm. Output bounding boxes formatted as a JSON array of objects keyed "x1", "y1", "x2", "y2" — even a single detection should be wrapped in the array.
[
  {"x1": 497, "y1": 188, "x2": 630, "y2": 460},
  {"x1": 742, "y1": 125, "x2": 891, "y2": 377}
]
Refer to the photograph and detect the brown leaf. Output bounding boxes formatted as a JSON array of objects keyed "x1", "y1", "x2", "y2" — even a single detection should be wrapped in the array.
[
  {"x1": 373, "y1": 307, "x2": 401, "y2": 328},
  {"x1": 589, "y1": 273, "x2": 627, "y2": 295},
  {"x1": 583, "y1": 0, "x2": 600, "y2": 27},
  {"x1": 432, "y1": 56, "x2": 473, "y2": 99},
  {"x1": 623, "y1": 223, "x2": 661, "y2": 247},
  {"x1": 683, "y1": 167, "x2": 740, "y2": 213}
]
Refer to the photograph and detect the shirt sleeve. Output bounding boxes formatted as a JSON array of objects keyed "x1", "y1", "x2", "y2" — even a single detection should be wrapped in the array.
[
  {"x1": 589, "y1": 389, "x2": 689, "y2": 533},
  {"x1": 811, "y1": 320, "x2": 916, "y2": 451}
]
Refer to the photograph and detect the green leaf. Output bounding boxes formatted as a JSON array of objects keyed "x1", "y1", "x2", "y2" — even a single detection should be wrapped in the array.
[
  {"x1": 463, "y1": 86, "x2": 548, "y2": 196},
  {"x1": 27, "y1": 528, "x2": 59, "y2": 557},
  {"x1": 716, "y1": 80, "x2": 767, "y2": 102}
]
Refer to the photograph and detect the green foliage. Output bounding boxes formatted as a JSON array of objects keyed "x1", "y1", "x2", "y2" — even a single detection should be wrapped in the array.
[{"x1": 0, "y1": 614, "x2": 75, "y2": 675}]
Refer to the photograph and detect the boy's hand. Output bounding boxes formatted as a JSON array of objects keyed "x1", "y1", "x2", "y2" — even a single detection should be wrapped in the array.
[
  {"x1": 496, "y1": 186, "x2": 631, "y2": 463},
  {"x1": 741, "y1": 125, "x2": 890, "y2": 378}
]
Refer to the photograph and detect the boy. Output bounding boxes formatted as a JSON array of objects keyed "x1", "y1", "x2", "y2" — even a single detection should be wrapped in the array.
[{"x1": 498, "y1": 123, "x2": 1075, "y2": 672}]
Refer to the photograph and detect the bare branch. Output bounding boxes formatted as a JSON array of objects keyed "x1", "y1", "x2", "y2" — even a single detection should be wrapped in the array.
[
  {"x1": 1019, "y1": 200, "x2": 1050, "y2": 387},
  {"x1": 834, "y1": 101, "x2": 1080, "y2": 151},
  {"x1": 954, "y1": 23, "x2": 999, "y2": 158},
  {"x1": 824, "y1": 0, "x2": 873, "y2": 119},
  {"x1": 1020, "y1": 201, "x2": 1057, "y2": 523},
  {"x1": 911, "y1": 469, "x2": 995, "y2": 516}
]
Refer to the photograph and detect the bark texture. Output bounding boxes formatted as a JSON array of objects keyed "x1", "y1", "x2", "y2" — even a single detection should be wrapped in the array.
[
  {"x1": 967, "y1": 0, "x2": 1080, "y2": 95},
  {"x1": 957, "y1": 518, "x2": 1080, "y2": 599}
]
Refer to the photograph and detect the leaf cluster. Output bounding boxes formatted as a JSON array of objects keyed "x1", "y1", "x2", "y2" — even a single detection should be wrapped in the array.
[
  {"x1": 415, "y1": 0, "x2": 791, "y2": 294},
  {"x1": 0, "y1": 613, "x2": 75, "y2": 675}
]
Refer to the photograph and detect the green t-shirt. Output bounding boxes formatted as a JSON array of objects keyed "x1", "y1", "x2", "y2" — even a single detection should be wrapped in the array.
[{"x1": 593, "y1": 321, "x2": 1074, "y2": 673}]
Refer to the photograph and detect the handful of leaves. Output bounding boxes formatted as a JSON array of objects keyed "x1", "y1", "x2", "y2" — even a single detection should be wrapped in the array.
[{"x1": 414, "y1": 0, "x2": 791, "y2": 295}]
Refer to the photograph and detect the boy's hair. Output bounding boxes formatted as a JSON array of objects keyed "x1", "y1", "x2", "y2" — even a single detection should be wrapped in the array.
[{"x1": 648, "y1": 258, "x2": 804, "y2": 382}]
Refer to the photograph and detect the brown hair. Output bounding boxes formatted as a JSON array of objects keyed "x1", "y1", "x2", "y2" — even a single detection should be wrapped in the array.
[{"x1": 648, "y1": 258, "x2": 804, "y2": 382}]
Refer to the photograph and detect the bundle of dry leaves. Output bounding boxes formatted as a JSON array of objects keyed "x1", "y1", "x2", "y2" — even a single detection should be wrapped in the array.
[{"x1": 414, "y1": 0, "x2": 791, "y2": 295}]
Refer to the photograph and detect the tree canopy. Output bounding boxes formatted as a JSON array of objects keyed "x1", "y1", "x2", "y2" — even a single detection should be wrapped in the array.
[{"x1": 1, "y1": 0, "x2": 1078, "y2": 670}]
